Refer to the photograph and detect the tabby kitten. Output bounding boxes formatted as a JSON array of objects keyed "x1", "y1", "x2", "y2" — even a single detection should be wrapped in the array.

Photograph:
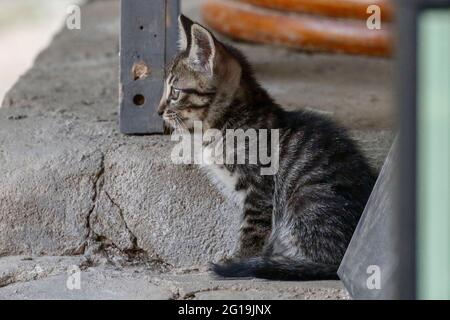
[{"x1": 158, "y1": 15, "x2": 376, "y2": 280}]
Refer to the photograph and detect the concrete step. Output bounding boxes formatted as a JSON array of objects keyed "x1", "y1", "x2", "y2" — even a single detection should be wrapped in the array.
[{"x1": 0, "y1": 256, "x2": 349, "y2": 300}]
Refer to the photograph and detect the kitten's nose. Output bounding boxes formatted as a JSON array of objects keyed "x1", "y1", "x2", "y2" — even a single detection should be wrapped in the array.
[{"x1": 157, "y1": 103, "x2": 166, "y2": 116}]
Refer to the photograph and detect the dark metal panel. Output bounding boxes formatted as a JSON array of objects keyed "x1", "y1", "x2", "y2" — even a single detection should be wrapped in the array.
[
  {"x1": 120, "y1": 0, "x2": 179, "y2": 134},
  {"x1": 396, "y1": 0, "x2": 419, "y2": 300},
  {"x1": 394, "y1": 0, "x2": 450, "y2": 300},
  {"x1": 338, "y1": 140, "x2": 399, "y2": 299}
]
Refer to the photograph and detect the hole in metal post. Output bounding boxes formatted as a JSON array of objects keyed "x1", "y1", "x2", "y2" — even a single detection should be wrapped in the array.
[
  {"x1": 133, "y1": 94, "x2": 145, "y2": 106},
  {"x1": 132, "y1": 61, "x2": 151, "y2": 80},
  {"x1": 139, "y1": 26, "x2": 144, "y2": 30}
]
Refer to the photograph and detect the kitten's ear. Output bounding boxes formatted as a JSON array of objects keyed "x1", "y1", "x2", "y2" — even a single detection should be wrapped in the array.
[
  {"x1": 178, "y1": 15, "x2": 193, "y2": 51},
  {"x1": 189, "y1": 24, "x2": 216, "y2": 75}
]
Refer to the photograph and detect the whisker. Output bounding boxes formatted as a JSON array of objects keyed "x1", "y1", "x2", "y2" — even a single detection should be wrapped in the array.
[{"x1": 174, "y1": 114, "x2": 188, "y2": 134}]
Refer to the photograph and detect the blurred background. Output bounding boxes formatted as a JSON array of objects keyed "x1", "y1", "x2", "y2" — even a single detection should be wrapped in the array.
[{"x1": 0, "y1": 0, "x2": 81, "y2": 103}]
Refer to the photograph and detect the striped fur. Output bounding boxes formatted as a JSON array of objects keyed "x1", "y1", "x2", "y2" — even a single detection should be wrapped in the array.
[{"x1": 158, "y1": 15, "x2": 376, "y2": 280}]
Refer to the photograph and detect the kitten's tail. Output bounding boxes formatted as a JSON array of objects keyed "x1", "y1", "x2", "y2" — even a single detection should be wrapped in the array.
[{"x1": 211, "y1": 256, "x2": 339, "y2": 281}]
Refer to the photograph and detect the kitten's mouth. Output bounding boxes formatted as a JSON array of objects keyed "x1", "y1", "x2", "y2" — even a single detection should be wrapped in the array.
[
  {"x1": 163, "y1": 112, "x2": 188, "y2": 131},
  {"x1": 162, "y1": 117, "x2": 177, "y2": 128}
]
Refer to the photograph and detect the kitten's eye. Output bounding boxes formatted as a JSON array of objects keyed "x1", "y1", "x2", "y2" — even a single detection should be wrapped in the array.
[{"x1": 170, "y1": 88, "x2": 180, "y2": 101}]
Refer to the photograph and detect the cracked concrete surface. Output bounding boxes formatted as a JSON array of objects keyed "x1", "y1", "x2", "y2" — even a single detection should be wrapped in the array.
[
  {"x1": 0, "y1": 256, "x2": 349, "y2": 300},
  {"x1": 0, "y1": 256, "x2": 174, "y2": 300},
  {"x1": 0, "y1": 0, "x2": 394, "y2": 299},
  {"x1": 0, "y1": 256, "x2": 87, "y2": 289}
]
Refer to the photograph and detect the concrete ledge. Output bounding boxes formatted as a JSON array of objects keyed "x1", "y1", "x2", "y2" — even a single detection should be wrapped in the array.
[
  {"x1": 0, "y1": 256, "x2": 349, "y2": 300},
  {"x1": 0, "y1": 102, "x2": 240, "y2": 267},
  {"x1": 0, "y1": 0, "x2": 394, "y2": 271}
]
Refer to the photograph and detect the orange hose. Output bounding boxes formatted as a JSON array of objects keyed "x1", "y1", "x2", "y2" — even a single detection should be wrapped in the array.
[
  {"x1": 202, "y1": 0, "x2": 393, "y2": 57},
  {"x1": 237, "y1": 0, "x2": 394, "y2": 21}
]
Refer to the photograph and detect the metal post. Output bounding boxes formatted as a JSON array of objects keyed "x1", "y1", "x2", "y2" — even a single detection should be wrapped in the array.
[
  {"x1": 120, "y1": 0, "x2": 180, "y2": 134},
  {"x1": 398, "y1": 0, "x2": 450, "y2": 300},
  {"x1": 397, "y1": 0, "x2": 418, "y2": 300},
  {"x1": 416, "y1": 0, "x2": 450, "y2": 300}
]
